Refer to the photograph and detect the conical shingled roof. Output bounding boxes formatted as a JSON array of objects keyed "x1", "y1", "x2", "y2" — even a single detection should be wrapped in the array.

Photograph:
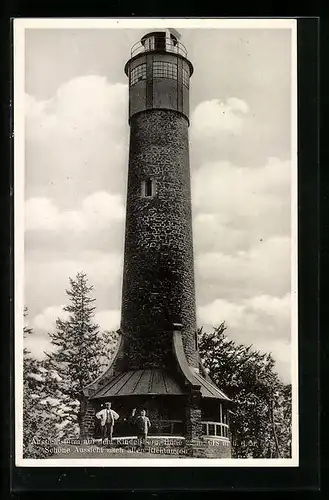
[{"x1": 91, "y1": 368, "x2": 231, "y2": 401}]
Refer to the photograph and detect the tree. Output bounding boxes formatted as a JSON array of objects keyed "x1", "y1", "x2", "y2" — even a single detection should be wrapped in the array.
[
  {"x1": 198, "y1": 323, "x2": 292, "y2": 458},
  {"x1": 23, "y1": 308, "x2": 59, "y2": 458},
  {"x1": 45, "y1": 272, "x2": 118, "y2": 438}
]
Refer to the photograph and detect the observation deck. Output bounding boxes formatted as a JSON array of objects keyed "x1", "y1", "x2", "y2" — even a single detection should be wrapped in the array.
[
  {"x1": 125, "y1": 30, "x2": 194, "y2": 77},
  {"x1": 131, "y1": 32, "x2": 188, "y2": 58}
]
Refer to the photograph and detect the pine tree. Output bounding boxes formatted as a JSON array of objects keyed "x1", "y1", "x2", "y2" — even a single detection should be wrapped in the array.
[
  {"x1": 23, "y1": 308, "x2": 59, "y2": 458},
  {"x1": 198, "y1": 323, "x2": 292, "y2": 458},
  {"x1": 45, "y1": 272, "x2": 118, "y2": 438}
]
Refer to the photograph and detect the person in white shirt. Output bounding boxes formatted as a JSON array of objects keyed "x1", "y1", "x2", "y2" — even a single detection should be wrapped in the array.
[{"x1": 95, "y1": 402, "x2": 119, "y2": 444}]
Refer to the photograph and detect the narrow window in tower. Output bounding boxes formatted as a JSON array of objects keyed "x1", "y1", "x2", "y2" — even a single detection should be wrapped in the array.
[
  {"x1": 141, "y1": 179, "x2": 156, "y2": 198},
  {"x1": 130, "y1": 64, "x2": 147, "y2": 86},
  {"x1": 145, "y1": 179, "x2": 153, "y2": 197}
]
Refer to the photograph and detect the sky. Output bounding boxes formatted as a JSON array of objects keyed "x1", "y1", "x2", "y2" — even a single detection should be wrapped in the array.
[{"x1": 22, "y1": 23, "x2": 295, "y2": 383}]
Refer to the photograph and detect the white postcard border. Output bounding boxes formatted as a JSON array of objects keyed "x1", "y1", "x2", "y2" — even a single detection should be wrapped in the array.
[{"x1": 14, "y1": 17, "x2": 298, "y2": 468}]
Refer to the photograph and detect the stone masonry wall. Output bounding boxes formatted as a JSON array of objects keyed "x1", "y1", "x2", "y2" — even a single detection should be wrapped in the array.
[
  {"x1": 121, "y1": 109, "x2": 198, "y2": 369},
  {"x1": 185, "y1": 438, "x2": 232, "y2": 458},
  {"x1": 80, "y1": 398, "x2": 96, "y2": 438}
]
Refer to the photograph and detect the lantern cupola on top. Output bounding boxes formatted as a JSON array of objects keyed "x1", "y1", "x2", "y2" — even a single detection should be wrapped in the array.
[{"x1": 124, "y1": 29, "x2": 193, "y2": 123}]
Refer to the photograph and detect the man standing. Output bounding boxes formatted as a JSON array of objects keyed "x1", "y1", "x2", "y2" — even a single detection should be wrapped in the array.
[
  {"x1": 95, "y1": 402, "x2": 119, "y2": 444},
  {"x1": 133, "y1": 409, "x2": 151, "y2": 449}
]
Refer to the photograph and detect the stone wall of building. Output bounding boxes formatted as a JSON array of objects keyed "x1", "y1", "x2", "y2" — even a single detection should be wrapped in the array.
[
  {"x1": 185, "y1": 437, "x2": 232, "y2": 458},
  {"x1": 121, "y1": 109, "x2": 199, "y2": 369},
  {"x1": 80, "y1": 399, "x2": 97, "y2": 438},
  {"x1": 185, "y1": 391, "x2": 203, "y2": 440}
]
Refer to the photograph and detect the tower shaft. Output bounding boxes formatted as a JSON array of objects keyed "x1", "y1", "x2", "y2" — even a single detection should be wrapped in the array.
[
  {"x1": 120, "y1": 31, "x2": 197, "y2": 370},
  {"x1": 121, "y1": 109, "x2": 198, "y2": 369}
]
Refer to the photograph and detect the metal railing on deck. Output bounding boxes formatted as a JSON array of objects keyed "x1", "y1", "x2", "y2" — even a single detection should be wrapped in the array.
[
  {"x1": 201, "y1": 421, "x2": 230, "y2": 439},
  {"x1": 131, "y1": 37, "x2": 188, "y2": 58},
  {"x1": 148, "y1": 419, "x2": 184, "y2": 436}
]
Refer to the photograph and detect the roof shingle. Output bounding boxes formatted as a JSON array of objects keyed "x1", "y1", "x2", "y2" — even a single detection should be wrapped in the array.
[{"x1": 91, "y1": 368, "x2": 230, "y2": 400}]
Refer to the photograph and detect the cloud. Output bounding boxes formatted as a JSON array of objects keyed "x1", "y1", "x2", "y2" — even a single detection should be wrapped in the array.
[
  {"x1": 26, "y1": 76, "x2": 128, "y2": 142},
  {"x1": 25, "y1": 191, "x2": 125, "y2": 232},
  {"x1": 192, "y1": 156, "x2": 292, "y2": 306},
  {"x1": 247, "y1": 294, "x2": 291, "y2": 320},
  {"x1": 33, "y1": 304, "x2": 121, "y2": 334},
  {"x1": 24, "y1": 333, "x2": 55, "y2": 360},
  {"x1": 193, "y1": 213, "x2": 248, "y2": 254},
  {"x1": 33, "y1": 305, "x2": 69, "y2": 331},
  {"x1": 25, "y1": 306, "x2": 121, "y2": 361},
  {"x1": 191, "y1": 97, "x2": 249, "y2": 139},
  {"x1": 25, "y1": 305, "x2": 69, "y2": 359},
  {"x1": 196, "y1": 236, "x2": 291, "y2": 300},
  {"x1": 81, "y1": 251, "x2": 123, "y2": 287},
  {"x1": 192, "y1": 158, "x2": 291, "y2": 234},
  {"x1": 25, "y1": 76, "x2": 129, "y2": 199},
  {"x1": 95, "y1": 309, "x2": 120, "y2": 332},
  {"x1": 25, "y1": 251, "x2": 123, "y2": 318},
  {"x1": 198, "y1": 294, "x2": 291, "y2": 335},
  {"x1": 26, "y1": 250, "x2": 123, "y2": 287},
  {"x1": 197, "y1": 293, "x2": 292, "y2": 382}
]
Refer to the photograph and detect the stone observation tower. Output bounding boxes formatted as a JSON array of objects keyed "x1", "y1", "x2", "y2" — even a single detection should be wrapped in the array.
[{"x1": 81, "y1": 29, "x2": 232, "y2": 457}]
